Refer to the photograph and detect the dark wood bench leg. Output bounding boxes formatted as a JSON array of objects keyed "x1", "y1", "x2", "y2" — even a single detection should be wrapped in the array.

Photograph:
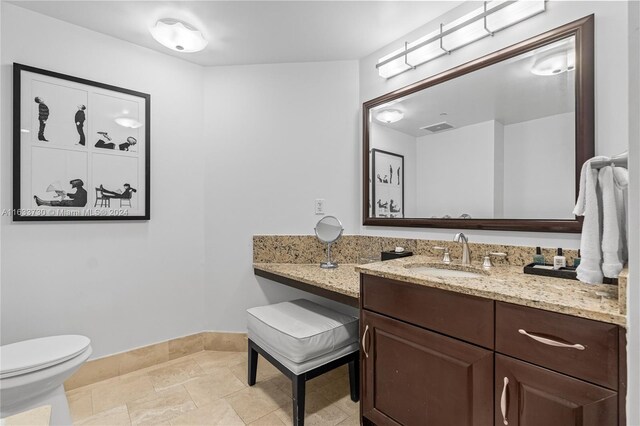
[
  {"x1": 292, "y1": 375, "x2": 305, "y2": 426},
  {"x1": 248, "y1": 341, "x2": 258, "y2": 386},
  {"x1": 348, "y1": 357, "x2": 359, "y2": 402}
]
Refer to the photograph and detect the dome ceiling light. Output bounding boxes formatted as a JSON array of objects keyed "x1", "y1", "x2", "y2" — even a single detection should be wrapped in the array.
[
  {"x1": 375, "y1": 109, "x2": 404, "y2": 124},
  {"x1": 150, "y1": 18, "x2": 208, "y2": 53}
]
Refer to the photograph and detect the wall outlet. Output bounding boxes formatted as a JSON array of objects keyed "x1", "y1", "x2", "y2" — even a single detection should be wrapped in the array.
[{"x1": 315, "y1": 199, "x2": 325, "y2": 215}]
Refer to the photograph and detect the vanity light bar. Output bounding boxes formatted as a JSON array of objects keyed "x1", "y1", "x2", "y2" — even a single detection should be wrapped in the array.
[{"x1": 377, "y1": 0, "x2": 546, "y2": 79}]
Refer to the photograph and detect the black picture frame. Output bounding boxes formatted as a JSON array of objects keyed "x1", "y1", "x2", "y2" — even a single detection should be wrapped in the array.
[
  {"x1": 13, "y1": 63, "x2": 151, "y2": 221},
  {"x1": 371, "y1": 148, "x2": 404, "y2": 219}
]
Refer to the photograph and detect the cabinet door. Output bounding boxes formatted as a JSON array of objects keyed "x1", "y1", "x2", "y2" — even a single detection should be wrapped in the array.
[
  {"x1": 495, "y1": 354, "x2": 617, "y2": 426},
  {"x1": 361, "y1": 310, "x2": 493, "y2": 426}
]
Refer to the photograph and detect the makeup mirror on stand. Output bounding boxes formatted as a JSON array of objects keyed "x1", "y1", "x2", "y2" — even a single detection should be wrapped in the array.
[{"x1": 314, "y1": 216, "x2": 344, "y2": 269}]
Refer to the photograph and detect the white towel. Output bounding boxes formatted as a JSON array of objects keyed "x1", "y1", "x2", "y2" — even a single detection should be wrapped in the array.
[
  {"x1": 573, "y1": 157, "x2": 607, "y2": 284},
  {"x1": 599, "y1": 166, "x2": 624, "y2": 277},
  {"x1": 573, "y1": 157, "x2": 609, "y2": 284},
  {"x1": 613, "y1": 165, "x2": 629, "y2": 262}
]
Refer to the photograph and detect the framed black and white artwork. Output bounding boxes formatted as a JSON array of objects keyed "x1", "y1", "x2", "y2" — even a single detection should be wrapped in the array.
[
  {"x1": 371, "y1": 149, "x2": 404, "y2": 218},
  {"x1": 13, "y1": 63, "x2": 150, "y2": 221}
]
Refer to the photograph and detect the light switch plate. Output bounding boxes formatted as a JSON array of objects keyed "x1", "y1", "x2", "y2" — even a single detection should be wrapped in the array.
[{"x1": 315, "y1": 199, "x2": 325, "y2": 215}]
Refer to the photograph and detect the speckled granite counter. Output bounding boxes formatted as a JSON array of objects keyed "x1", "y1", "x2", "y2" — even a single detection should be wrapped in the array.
[
  {"x1": 254, "y1": 256, "x2": 625, "y2": 326},
  {"x1": 253, "y1": 263, "x2": 360, "y2": 307},
  {"x1": 356, "y1": 256, "x2": 626, "y2": 326}
]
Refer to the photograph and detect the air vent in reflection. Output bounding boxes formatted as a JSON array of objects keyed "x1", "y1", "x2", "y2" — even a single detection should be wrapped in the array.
[{"x1": 420, "y1": 122, "x2": 454, "y2": 133}]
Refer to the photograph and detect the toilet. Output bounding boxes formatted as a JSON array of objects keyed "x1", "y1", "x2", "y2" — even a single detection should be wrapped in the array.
[{"x1": 0, "y1": 335, "x2": 92, "y2": 425}]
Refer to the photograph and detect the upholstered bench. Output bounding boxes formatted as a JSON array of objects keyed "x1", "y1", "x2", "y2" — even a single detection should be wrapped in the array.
[{"x1": 247, "y1": 299, "x2": 359, "y2": 426}]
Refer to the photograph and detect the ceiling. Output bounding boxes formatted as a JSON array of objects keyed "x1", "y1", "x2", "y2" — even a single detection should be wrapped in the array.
[
  {"x1": 372, "y1": 36, "x2": 576, "y2": 137},
  {"x1": 10, "y1": 1, "x2": 463, "y2": 66}
]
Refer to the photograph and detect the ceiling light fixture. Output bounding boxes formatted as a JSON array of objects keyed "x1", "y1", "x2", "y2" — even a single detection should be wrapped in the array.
[
  {"x1": 150, "y1": 18, "x2": 208, "y2": 53},
  {"x1": 531, "y1": 48, "x2": 576, "y2": 76},
  {"x1": 115, "y1": 117, "x2": 143, "y2": 129},
  {"x1": 377, "y1": 0, "x2": 546, "y2": 79},
  {"x1": 375, "y1": 109, "x2": 404, "y2": 124}
]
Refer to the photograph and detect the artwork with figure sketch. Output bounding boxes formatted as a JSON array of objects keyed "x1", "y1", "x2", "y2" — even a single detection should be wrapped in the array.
[
  {"x1": 34, "y1": 179, "x2": 87, "y2": 207},
  {"x1": 30, "y1": 148, "x2": 88, "y2": 208},
  {"x1": 92, "y1": 93, "x2": 140, "y2": 152},
  {"x1": 31, "y1": 80, "x2": 88, "y2": 147},
  {"x1": 372, "y1": 149, "x2": 404, "y2": 218},
  {"x1": 14, "y1": 64, "x2": 150, "y2": 221},
  {"x1": 92, "y1": 153, "x2": 139, "y2": 208}
]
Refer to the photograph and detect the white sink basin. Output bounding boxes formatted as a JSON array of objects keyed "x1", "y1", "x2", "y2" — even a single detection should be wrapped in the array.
[{"x1": 405, "y1": 265, "x2": 485, "y2": 279}]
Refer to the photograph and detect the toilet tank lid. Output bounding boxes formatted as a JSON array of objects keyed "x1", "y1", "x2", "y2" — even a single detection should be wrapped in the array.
[{"x1": 0, "y1": 335, "x2": 91, "y2": 378}]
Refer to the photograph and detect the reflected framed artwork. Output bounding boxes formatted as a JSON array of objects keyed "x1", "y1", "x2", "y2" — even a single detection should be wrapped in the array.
[
  {"x1": 372, "y1": 149, "x2": 404, "y2": 218},
  {"x1": 13, "y1": 63, "x2": 150, "y2": 221}
]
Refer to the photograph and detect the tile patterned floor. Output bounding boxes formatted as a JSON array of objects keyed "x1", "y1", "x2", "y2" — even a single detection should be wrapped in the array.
[{"x1": 66, "y1": 351, "x2": 359, "y2": 425}]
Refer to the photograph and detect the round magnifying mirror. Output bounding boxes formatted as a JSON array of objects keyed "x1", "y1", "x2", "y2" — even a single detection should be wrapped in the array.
[{"x1": 314, "y1": 216, "x2": 344, "y2": 269}]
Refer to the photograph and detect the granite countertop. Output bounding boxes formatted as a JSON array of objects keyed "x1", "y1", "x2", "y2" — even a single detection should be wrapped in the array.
[
  {"x1": 254, "y1": 256, "x2": 626, "y2": 326},
  {"x1": 356, "y1": 255, "x2": 625, "y2": 326},
  {"x1": 253, "y1": 263, "x2": 360, "y2": 299}
]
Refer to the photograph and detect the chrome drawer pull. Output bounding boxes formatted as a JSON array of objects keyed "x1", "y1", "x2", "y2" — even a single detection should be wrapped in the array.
[
  {"x1": 362, "y1": 325, "x2": 370, "y2": 358},
  {"x1": 501, "y1": 377, "x2": 509, "y2": 425},
  {"x1": 518, "y1": 329, "x2": 585, "y2": 350}
]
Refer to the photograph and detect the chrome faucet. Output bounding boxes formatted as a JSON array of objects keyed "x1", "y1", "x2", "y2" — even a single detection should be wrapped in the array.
[{"x1": 453, "y1": 232, "x2": 471, "y2": 265}]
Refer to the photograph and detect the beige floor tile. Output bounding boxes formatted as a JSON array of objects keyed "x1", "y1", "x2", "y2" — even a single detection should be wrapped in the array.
[
  {"x1": 272, "y1": 389, "x2": 348, "y2": 426},
  {"x1": 249, "y1": 411, "x2": 288, "y2": 426},
  {"x1": 193, "y1": 351, "x2": 247, "y2": 371},
  {"x1": 183, "y1": 368, "x2": 247, "y2": 407},
  {"x1": 228, "y1": 356, "x2": 283, "y2": 385},
  {"x1": 336, "y1": 415, "x2": 360, "y2": 426},
  {"x1": 76, "y1": 405, "x2": 131, "y2": 426},
  {"x1": 317, "y1": 378, "x2": 358, "y2": 417},
  {"x1": 127, "y1": 386, "x2": 196, "y2": 425},
  {"x1": 147, "y1": 358, "x2": 205, "y2": 391},
  {"x1": 67, "y1": 387, "x2": 94, "y2": 422},
  {"x1": 266, "y1": 374, "x2": 292, "y2": 394},
  {"x1": 91, "y1": 375, "x2": 156, "y2": 414},
  {"x1": 169, "y1": 399, "x2": 244, "y2": 426},
  {"x1": 224, "y1": 380, "x2": 291, "y2": 424}
]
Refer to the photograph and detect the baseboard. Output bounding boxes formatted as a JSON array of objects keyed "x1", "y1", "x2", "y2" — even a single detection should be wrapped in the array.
[{"x1": 64, "y1": 331, "x2": 247, "y2": 391}]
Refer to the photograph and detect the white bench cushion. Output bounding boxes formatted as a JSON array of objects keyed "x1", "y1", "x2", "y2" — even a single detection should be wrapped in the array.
[{"x1": 247, "y1": 299, "x2": 358, "y2": 364}]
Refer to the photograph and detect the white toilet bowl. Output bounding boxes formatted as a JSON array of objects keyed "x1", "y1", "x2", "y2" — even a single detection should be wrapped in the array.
[{"x1": 0, "y1": 335, "x2": 92, "y2": 425}]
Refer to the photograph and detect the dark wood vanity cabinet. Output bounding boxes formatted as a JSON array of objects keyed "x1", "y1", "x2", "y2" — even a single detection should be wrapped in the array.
[
  {"x1": 359, "y1": 274, "x2": 625, "y2": 426},
  {"x1": 361, "y1": 310, "x2": 493, "y2": 426}
]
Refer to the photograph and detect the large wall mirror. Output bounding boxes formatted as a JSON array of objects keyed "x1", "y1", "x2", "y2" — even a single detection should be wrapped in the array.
[{"x1": 363, "y1": 15, "x2": 594, "y2": 232}]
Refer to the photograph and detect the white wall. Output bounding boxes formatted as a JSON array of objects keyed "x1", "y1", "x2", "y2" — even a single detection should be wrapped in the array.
[
  {"x1": 369, "y1": 123, "x2": 417, "y2": 216},
  {"x1": 503, "y1": 112, "x2": 575, "y2": 219},
  {"x1": 0, "y1": 4, "x2": 206, "y2": 358},
  {"x1": 416, "y1": 120, "x2": 496, "y2": 218},
  {"x1": 202, "y1": 61, "x2": 360, "y2": 332},
  {"x1": 359, "y1": 1, "x2": 629, "y2": 248}
]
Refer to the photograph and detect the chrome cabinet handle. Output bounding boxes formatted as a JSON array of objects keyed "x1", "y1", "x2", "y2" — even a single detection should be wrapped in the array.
[
  {"x1": 361, "y1": 325, "x2": 370, "y2": 358},
  {"x1": 501, "y1": 377, "x2": 509, "y2": 425},
  {"x1": 518, "y1": 329, "x2": 586, "y2": 350}
]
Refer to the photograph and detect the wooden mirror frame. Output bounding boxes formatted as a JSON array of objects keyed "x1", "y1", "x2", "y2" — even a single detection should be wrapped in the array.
[{"x1": 363, "y1": 15, "x2": 594, "y2": 233}]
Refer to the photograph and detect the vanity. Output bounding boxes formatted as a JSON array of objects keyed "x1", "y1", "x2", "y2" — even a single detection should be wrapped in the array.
[
  {"x1": 253, "y1": 12, "x2": 628, "y2": 426},
  {"x1": 356, "y1": 257, "x2": 625, "y2": 426}
]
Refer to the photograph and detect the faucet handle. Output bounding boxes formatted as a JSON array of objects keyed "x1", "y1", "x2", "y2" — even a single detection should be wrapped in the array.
[
  {"x1": 482, "y1": 252, "x2": 508, "y2": 269},
  {"x1": 433, "y1": 246, "x2": 451, "y2": 264}
]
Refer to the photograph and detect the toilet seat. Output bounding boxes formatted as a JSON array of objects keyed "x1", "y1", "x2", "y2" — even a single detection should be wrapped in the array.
[{"x1": 0, "y1": 335, "x2": 91, "y2": 379}]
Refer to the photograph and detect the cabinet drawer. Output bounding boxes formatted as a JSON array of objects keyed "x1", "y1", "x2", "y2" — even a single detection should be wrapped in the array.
[
  {"x1": 361, "y1": 274, "x2": 494, "y2": 348},
  {"x1": 496, "y1": 302, "x2": 618, "y2": 389}
]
